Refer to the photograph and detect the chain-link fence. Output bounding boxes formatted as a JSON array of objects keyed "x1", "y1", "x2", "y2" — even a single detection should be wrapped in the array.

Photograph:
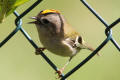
[{"x1": 0, "y1": 0, "x2": 119, "y2": 80}]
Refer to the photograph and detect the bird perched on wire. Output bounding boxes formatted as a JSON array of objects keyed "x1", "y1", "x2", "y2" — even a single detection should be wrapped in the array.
[{"x1": 29, "y1": 9, "x2": 99, "y2": 78}]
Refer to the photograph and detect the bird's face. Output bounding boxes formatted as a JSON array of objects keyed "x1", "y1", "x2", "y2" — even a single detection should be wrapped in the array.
[{"x1": 30, "y1": 10, "x2": 64, "y2": 37}]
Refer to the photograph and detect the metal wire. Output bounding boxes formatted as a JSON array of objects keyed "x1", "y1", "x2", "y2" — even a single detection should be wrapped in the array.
[
  {"x1": 61, "y1": 28, "x2": 112, "y2": 80},
  {"x1": 0, "y1": 0, "x2": 119, "y2": 80},
  {"x1": 80, "y1": 0, "x2": 120, "y2": 51}
]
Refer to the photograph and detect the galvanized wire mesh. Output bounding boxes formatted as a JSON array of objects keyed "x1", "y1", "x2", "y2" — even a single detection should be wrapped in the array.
[{"x1": 0, "y1": 0, "x2": 119, "y2": 80}]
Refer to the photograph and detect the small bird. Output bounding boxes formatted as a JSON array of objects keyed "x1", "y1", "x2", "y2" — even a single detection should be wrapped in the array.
[{"x1": 29, "y1": 9, "x2": 99, "y2": 77}]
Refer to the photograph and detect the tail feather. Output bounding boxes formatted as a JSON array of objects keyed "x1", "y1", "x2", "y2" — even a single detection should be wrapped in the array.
[{"x1": 83, "y1": 42, "x2": 100, "y2": 56}]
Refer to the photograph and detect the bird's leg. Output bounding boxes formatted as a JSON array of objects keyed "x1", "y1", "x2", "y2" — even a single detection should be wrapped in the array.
[
  {"x1": 56, "y1": 57, "x2": 72, "y2": 78},
  {"x1": 56, "y1": 61, "x2": 69, "y2": 78},
  {"x1": 35, "y1": 47, "x2": 46, "y2": 55}
]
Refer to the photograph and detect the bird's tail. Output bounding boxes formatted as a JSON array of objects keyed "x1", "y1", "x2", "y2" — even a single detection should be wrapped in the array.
[{"x1": 83, "y1": 42, "x2": 100, "y2": 56}]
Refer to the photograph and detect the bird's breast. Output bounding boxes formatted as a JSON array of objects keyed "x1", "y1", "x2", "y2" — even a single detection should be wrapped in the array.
[{"x1": 39, "y1": 35, "x2": 77, "y2": 57}]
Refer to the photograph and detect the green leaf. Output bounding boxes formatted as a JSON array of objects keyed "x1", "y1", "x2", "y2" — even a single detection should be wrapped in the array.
[
  {"x1": 14, "y1": 0, "x2": 29, "y2": 7},
  {"x1": 0, "y1": 0, "x2": 29, "y2": 23}
]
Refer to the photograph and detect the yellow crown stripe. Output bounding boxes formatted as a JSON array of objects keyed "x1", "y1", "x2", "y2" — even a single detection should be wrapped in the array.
[{"x1": 41, "y1": 9, "x2": 60, "y2": 14}]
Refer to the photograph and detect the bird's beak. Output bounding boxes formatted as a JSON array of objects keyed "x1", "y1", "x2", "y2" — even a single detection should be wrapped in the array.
[
  {"x1": 31, "y1": 17, "x2": 37, "y2": 20},
  {"x1": 28, "y1": 17, "x2": 37, "y2": 24}
]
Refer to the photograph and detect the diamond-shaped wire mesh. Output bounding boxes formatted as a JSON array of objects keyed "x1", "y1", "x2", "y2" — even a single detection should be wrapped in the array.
[{"x1": 0, "y1": 0, "x2": 119, "y2": 80}]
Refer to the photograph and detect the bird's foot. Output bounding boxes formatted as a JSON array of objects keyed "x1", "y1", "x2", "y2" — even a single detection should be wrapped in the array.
[
  {"x1": 55, "y1": 68, "x2": 64, "y2": 79},
  {"x1": 35, "y1": 47, "x2": 46, "y2": 55}
]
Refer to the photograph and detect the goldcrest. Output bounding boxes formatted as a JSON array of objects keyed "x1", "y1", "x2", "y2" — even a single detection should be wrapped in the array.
[{"x1": 29, "y1": 9, "x2": 99, "y2": 77}]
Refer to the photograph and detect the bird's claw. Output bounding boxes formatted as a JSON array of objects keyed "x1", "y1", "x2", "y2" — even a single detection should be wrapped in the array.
[
  {"x1": 55, "y1": 68, "x2": 64, "y2": 79},
  {"x1": 55, "y1": 70, "x2": 62, "y2": 78},
  {"x1": 35, "y1": 48, "x2": 46, "y2": 55}
]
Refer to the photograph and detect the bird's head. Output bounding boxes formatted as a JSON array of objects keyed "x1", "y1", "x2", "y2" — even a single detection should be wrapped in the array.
[{"x1": 29, "y1": 9, "x2": 65, "y2": 36}]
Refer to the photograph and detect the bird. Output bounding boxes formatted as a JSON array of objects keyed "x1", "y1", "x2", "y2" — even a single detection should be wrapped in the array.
[{"x1": 29, "y1": 9, "x2": 99, "y2": 78}]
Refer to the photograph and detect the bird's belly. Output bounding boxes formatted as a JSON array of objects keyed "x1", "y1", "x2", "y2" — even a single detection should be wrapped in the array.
[{"x1": 39, "y1": 37, "x2": 75, "y2": 57}]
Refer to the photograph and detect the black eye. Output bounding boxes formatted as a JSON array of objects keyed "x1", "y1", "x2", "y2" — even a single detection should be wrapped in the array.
[
  {"x1": 41, "y1": 19, "x2": 50, "y2": 24},
  {"x1": 78, "y1": 36, "x2": 82, "y2": 44}
]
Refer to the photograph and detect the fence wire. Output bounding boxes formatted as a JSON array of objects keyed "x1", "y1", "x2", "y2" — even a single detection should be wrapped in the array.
[{"x1": 0, "y1": 0, "x2": 120, "y2": 80}]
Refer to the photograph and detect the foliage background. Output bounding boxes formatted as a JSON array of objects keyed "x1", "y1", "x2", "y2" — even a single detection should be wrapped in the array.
[{"x1": 0, "y1": 0, "x2": 120, "y2": 80}]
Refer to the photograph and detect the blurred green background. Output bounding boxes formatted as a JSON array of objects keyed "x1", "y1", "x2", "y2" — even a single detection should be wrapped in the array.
[{"x1": 0, "y1": 0, "x2": 120, "y2": 80}]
